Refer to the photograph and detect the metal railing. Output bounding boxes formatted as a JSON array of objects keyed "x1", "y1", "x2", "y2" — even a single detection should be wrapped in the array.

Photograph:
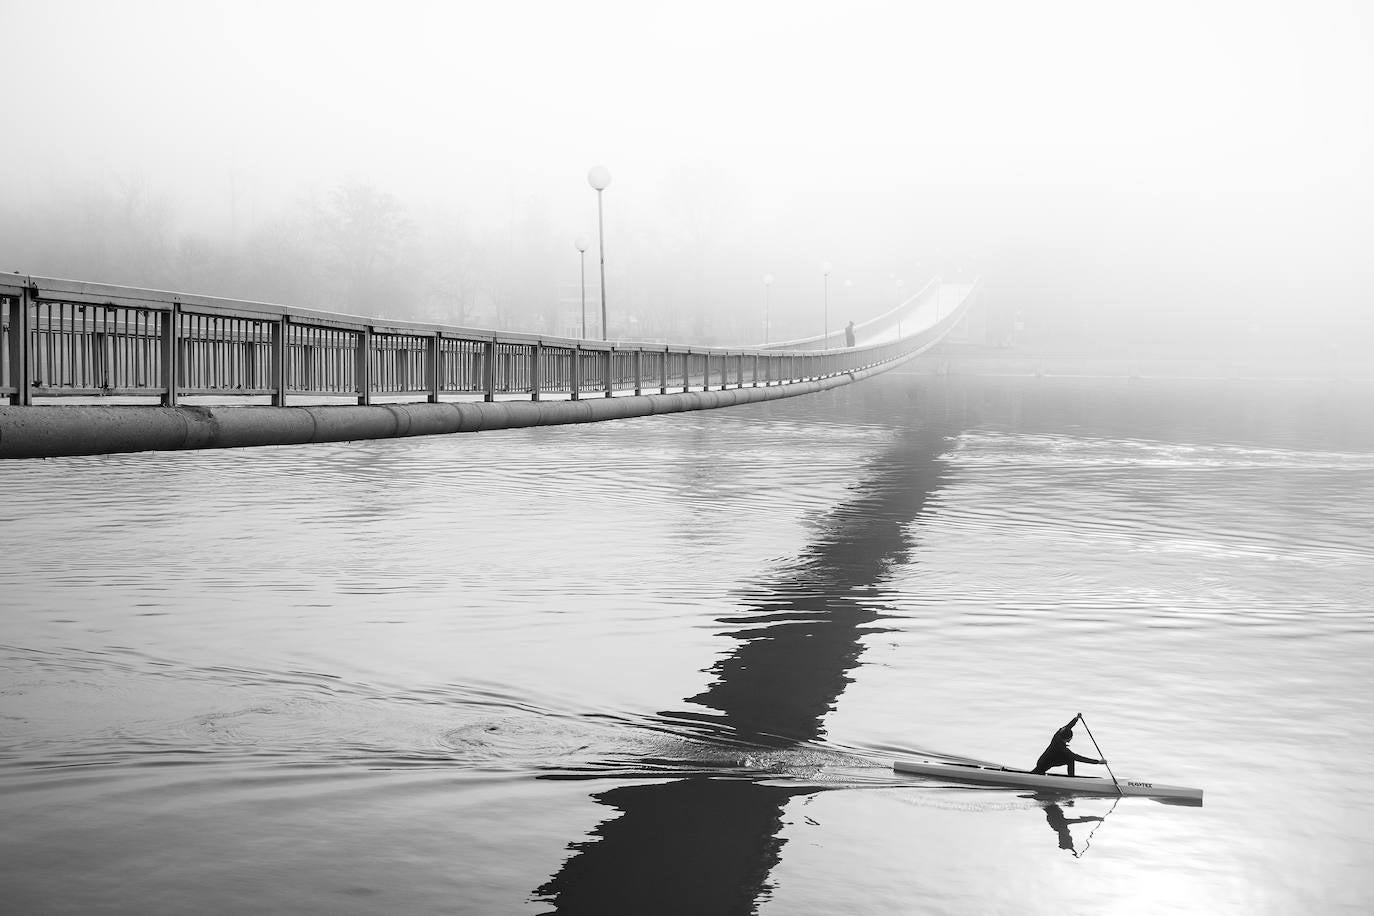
[
  {"x1": 762, "y1": 277, "x2": 944, "y2": 351},
  {"x1": 1, "y1": 275, "x2": 977, "y2": 408}
]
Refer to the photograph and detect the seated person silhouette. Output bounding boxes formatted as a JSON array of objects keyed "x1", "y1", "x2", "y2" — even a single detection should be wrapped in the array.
[
  {"x1": 1033, "y1": 714, "x2": 1106, "y2": 776},
  {"x1": 1043, "y1": 800, "x2": 1104, "y2": 853}
]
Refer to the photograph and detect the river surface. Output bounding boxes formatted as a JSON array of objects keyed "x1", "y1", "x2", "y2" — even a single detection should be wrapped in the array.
[{"x1": 3, "y1": 372, "x2": 1373, "y2": 914}]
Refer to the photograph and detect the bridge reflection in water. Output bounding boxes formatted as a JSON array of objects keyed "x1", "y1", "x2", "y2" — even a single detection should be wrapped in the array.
[{"x1": 533, "y1": 389, "x2": 961, "y2": 914}]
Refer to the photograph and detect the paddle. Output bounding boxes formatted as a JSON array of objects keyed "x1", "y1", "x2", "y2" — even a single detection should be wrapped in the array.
[
  {"x1": 1073, "y1": 796, "x2": 1121, "y2": 859},
  {"x1": 1077, "y1": 713, "x2": 1123, "y2": 797}
]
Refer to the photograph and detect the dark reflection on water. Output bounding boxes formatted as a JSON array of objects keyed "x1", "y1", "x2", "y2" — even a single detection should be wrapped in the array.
[
  {"x1": 1033, "y1": 794, "x2": 1116, "y2": 858},
  {"x1": 535, "y1": 394, "x2": 959, "y2": 914},
  {"x1": 679, "y1": 446, "x2": 947, "y2": 748},
  {"x1": 534, "y1": 779, "x2": 807, "y2": 915}
]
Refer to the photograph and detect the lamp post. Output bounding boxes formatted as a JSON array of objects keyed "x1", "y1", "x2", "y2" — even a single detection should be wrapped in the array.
[
  {"x1": 762, "y1": 273, "x2": 774, "y2": 344},
  {"x1": 587, "y1": 166, "x2": 612, "y2": 340},
  {"x1": 574, "y1": 237, "x2": 588, "y2": 339},
  {"x1": 822, "y1": 261, "x2": 832, "y2": 347}
]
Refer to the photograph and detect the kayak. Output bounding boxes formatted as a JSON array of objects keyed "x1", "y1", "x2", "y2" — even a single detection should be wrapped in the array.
[{"x1": 894, "y1": 758, "x2": 1204, "y2": 803}]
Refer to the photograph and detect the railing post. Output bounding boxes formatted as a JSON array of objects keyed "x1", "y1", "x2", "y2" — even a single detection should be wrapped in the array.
[
  {"x1": 160, "y1": 303, "x2": 179, "y2": 407},
  {"x1": 531, "y1": 341, "x2": 542, "y2": 402},
  {"x1": 703, "y1": 352, "x2": 710, "y2": 392},
  {"x1": 271, "y1": 317, "x2": 288, "y2": 406},
  {"x1": 483, "y1": 339, "x2": 496, "y2": 402},
  {"x1": 604, "y1": 347, "x2": 613, "y2": 398},
  {"x1": 660, "y1": 346, "x2": 668, "y2": 395},
  {"x1": 95, "y1": 316, "x2": 110, "y2": 392},
  {"x1": 428, "y1": 333, "x2": 442, "y2": 403},
  {"x1": 683, "y1": 348, "x2": 690, "y2": 393},
  {"x1": 356, "y1": 326, "x2": 372, "y2": 406},
  {"x1": 7, "y1": 283, "x2": 32, "y2": 405},
  {"x1": 634, "y1": 349, "x2": 642, "y2": 396},
  {"x1": 752, "y1": 352, "x2": 759, "y2": 388},
  {"x1": 570, "y1": 344, "x2": 580, "y2": 401}
]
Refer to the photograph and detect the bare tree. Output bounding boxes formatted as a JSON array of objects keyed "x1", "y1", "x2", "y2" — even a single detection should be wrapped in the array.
[{"x1": 310, "y1": 181, "x2": 417, "y2": 314}]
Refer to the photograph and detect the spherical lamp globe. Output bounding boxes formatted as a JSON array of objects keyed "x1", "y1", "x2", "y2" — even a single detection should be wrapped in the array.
[{"x1": 587, "y1": 166, "x2": 612, "y2": 191}]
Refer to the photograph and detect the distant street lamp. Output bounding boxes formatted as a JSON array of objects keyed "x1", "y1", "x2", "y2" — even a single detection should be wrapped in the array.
[
  {"x1": 822, "y1": 261, "x2": 833, "y2": 346},
  {"x1": 762, "y1": 273, "x2": 774, "y2": 344},
  {"x1": 574, "y1": 237, "x2": 589, "y2": 339},
  {"x1": 587, "y1": 166, "x2": 612, "y2": 340}
]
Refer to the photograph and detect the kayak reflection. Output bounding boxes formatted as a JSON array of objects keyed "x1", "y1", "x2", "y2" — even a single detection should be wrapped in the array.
[{"x1": 534, "y1": 392, "x2": 959, "y2": 914}]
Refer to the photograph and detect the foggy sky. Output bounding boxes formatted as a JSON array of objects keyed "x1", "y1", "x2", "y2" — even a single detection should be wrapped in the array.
[{"x1": 3, "y1": 0, "x2": 1371, "y2": 357}]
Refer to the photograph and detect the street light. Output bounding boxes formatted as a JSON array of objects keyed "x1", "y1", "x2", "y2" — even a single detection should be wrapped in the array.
[
  {"x1": 587, "y1": 166, "x2": 612, "y2": 340},
  {"x1": 822, "y1": 261, "x2": 832, "y2": 346},
  {"x1": 762, "y1": 273, "x2": 774, "y2": 344},
  {"x1": 574, "y1": 237, "x2": 589, "y2": 339}
]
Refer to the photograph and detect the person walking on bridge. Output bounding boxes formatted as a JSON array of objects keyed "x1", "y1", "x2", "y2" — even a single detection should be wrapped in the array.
[
  {"x1": 844, "y1": 321, "x2": 856, "y2": 347},
  {"x1": 1032, "y1": 714, "x2": 1106, "y2": 776}
]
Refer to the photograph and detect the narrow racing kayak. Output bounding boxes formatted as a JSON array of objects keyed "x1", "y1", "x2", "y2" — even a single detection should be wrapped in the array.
[{"x1": 894, "y1": 758, "x2": 1203, "y2": 803}]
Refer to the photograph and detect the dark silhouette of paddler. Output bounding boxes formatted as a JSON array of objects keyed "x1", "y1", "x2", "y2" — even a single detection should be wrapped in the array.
[{"x1": 1032, "y1": 713, "x2": 1106, "y2": 776}]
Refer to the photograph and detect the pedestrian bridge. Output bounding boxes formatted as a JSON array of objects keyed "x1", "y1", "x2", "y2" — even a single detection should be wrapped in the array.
[{"x1": 0, "y1": 274, "x2": 978, "y2": 458}]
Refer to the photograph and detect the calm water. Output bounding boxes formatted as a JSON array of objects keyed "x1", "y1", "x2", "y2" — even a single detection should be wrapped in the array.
[{"x1": 3, "y1": 373, "x2": 1373, "y2": 914}]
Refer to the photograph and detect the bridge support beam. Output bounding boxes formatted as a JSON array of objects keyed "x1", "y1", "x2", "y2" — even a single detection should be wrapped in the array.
[{"x1": 0, "y1": 356, "x2": 905, "y2": 460}]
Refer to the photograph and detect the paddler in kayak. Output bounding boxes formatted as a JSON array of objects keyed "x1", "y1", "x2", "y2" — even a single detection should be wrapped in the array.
[{"x1": 1032, "y1": 714, "x2": 1107, "y2": 776}]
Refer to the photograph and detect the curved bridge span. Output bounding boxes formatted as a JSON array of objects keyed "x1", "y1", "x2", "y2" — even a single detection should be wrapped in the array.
[{"x1": 0, "y1": 275, "x2": 978, "y2": 459}]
